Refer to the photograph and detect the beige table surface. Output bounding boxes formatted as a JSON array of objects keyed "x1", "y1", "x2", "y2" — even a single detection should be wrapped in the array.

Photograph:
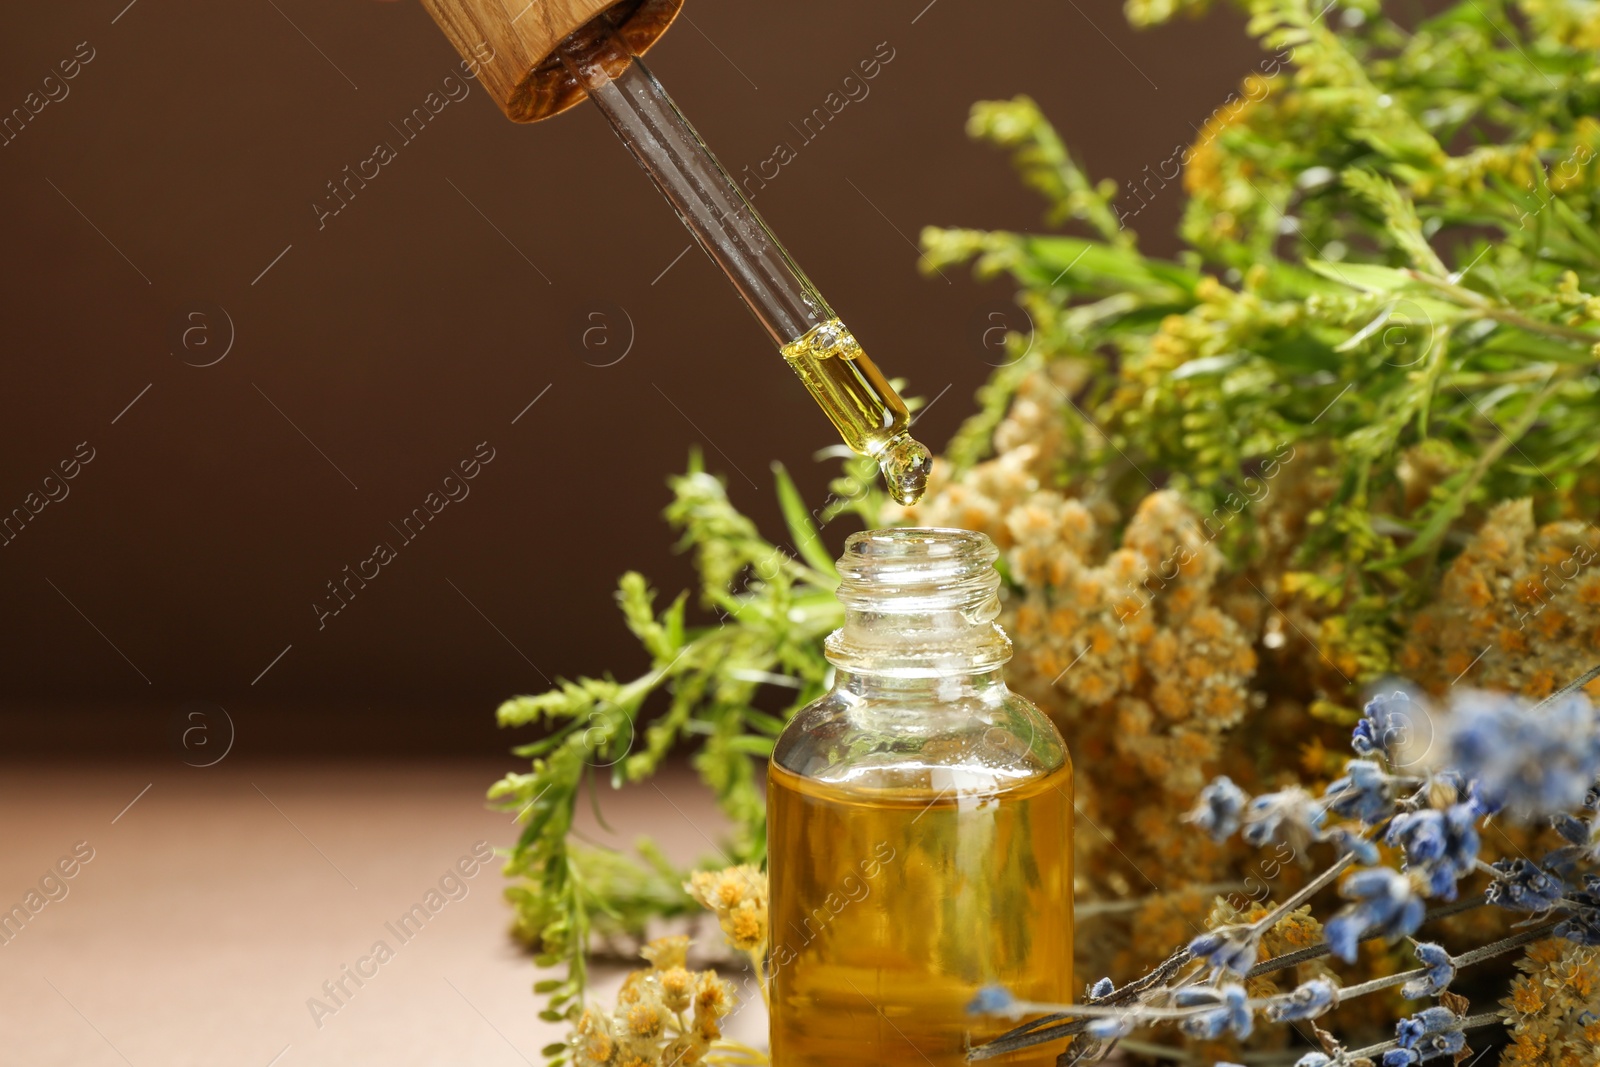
[{"x1": 0, "y1": 757, "x2": 764, "y2": 1067}]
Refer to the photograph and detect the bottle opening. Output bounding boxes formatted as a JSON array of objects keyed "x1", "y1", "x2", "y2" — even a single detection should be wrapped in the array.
[{"x1": 827, "y1": 528, "x2": 1012, "y2": 676}]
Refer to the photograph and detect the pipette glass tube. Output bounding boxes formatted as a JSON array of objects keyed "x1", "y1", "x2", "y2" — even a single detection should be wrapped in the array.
[{"x1": 557, "y1": 23, "x2": 933, "y2": 505}]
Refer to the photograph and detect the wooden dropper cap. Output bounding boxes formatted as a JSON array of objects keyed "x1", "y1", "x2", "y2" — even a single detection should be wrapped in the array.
[{"x1": 419, "y1": 0, "x2": 683, "y2": 122}]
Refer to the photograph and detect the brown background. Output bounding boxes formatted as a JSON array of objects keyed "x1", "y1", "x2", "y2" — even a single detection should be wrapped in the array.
[{"x1": 0, "y1": 0, "x2": 1259, "y2": 755}]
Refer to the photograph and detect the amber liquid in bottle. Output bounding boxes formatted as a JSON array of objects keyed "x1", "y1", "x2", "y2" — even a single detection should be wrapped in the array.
[{"x1": 767, "y1": 761, "x2": 1074, "y2": 1066}]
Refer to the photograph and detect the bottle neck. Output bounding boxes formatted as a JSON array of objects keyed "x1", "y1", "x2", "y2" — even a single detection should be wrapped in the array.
[
  {"x1": 832, "y1": 667, "x2": 1008, "y2": 703},
  {"x1": 823, "y1": 528, "x2": 1013, "y2": 678}
]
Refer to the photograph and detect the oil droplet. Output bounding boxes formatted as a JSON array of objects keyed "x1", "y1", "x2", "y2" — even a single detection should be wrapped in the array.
[{"x1": 877, "y1": 433, "x2": 932, "y2": 506}]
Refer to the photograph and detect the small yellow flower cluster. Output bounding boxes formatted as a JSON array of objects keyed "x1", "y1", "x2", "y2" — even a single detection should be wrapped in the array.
[
  {"x1": 684, "y1": 865, "x2": 768, "y2": 955},
  {"x1": 1002, "y1": 488, "x2": 1257, "y2": 798},
  {"x1": 1422, "y1": 135, "x2": 1556, "y2": 198},
  {"x1": 1398, "y1": 499, "x2": 1600, "y2": 701},
  {"x1": 1518, "y1": 0, "x2": 1600, "y2": 49},
  {"x1": 1182, "y1": 84, "x2": 1277, "y2": 244},
  {"x1": 992, "y1": 360, "x2": 1088, "y2": 477},
  {"x1": 571, "y1": 937, "x2": 739, "y2": 1067},
  {"x1": 1555, "y1": 269, "x2": 1600, "y2": 326},
  {"x1": 1499, "y1": 937, "x2": 1600, "y2": 1067}
]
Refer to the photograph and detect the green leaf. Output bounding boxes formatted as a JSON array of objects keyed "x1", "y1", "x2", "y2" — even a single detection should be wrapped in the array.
[
  {"x1": 725, "y1": 735, "x2": 777, "y2": 756},
  {"x1": 772, "y1": 462, "x2": 838, "y2": 581},
  {"x1": 1305, "y1": 260, "x2": 1418, "y2": 294}
]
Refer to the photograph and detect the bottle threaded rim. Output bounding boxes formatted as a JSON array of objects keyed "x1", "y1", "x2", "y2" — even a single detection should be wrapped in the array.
[
  {"x1": 835, "y1": 527, "x2": 999, "y2": 609},
  {"x1": 826, "y1": 527, "x2": 1012, "y2": 675}
]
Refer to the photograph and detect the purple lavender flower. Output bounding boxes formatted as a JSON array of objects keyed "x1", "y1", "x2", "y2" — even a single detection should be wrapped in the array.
[
  {"x1": 1187, "y1": 776, "x2": 1248, "y2": 841},
  {"x1": 1323, "y1": 826, "x2": 1381, "y2": 865},
  {"x1": 1555, "y1": 910, "x2": 1600, "y2": 946},
  {"x1": 1325, "y1": 760, "x2": 1394, "y2": 825},
  {"x1": 965, "y1": 985, "x2": 1017, "y2": 1015},
  {"x1": 1382, "y1": 1029, "x2": 1466, "y2": 1066},
  {"x1": 1384, "y1": 1006, "x2": 1468, "y2": 1064},
  {"x1": 1384, "y1": 803, "x2": 1480, "y2": 900},
  {"x1": 1087, "y1": 977, "x2": 1114, "y2": 1000},
  {"x1": 1187, "y1": 928, "x2": 1260, "y2": 975},
  {"x1": 1241, "y1": 787, "x2": 1326, "y2": 849},
  {"x1": 1401, "y1": 941, "x2": 1456, "y2": 999},
  {"x1": 1443, "y1": 688, "x2": 1600, "y2": 820},
  {"x1": 1174, "y1": 983, "x2": 1253, "y2": 1040},
  {"x1": 1546, "y1": 814, "x2": 1598, "y2": 872},
  {"x1": 1324, "y1": 867, "x2": 1426, "y2": 962},
  {"x1": 1555, "y1": 874, "x2": 1600, "y2": 946},
  {"x1": 1354, "y1": 690, "x2": 1422, "y2": 762},
  {"x1": 1264, "y1": 977, "x2": 1338, "y2": 1021},
  {"x1": 1396, "y1": 1006, "x2": 1457, "y2": 1048},
  {"x1": 1485, "y1": 858, "x2": 1567, "y2": 913},
  {"x1": 1553, "y1": 813, "x2": 1590, "y2": 844}
]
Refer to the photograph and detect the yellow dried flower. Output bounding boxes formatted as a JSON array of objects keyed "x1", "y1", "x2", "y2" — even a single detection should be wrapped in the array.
[
  {"x1": 640, "y1": 935, "x2": 690, "y2": 972},
  {"x1": 658, "y1": 967, "x2": 694, "y2": 1014},
  {"x1": 625, "y1": 1000, "x2": 665, "y2": 1040},
  {"x1": 691, "y1": 971, "x2": 737, "y2": 1044},
  {"x1": 573, "y1": 1008, "x2": 616, "y2": 1066},
  {"x1": 693, "y1": 971, "x2": 736, "y2": 1016},
  {"x1": 661, "y1": 1036, "x2": 706, "y2": 1066},
  {"x1": 1500, "y1": 938, "x2": 1600, "y2": 1067},
  {"x1": 568, "y1": 960, "x2": 740, "y2": 1067},
  {"x1": 685, "y1": 865, "x2": 768, "y2": 953},
  {"x1": 1402, "y1": 500, "x2": 1600, "y2": 702}
]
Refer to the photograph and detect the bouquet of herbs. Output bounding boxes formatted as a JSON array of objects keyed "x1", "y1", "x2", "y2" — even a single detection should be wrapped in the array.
[{"x1": 490, "y1": 0, "x2": 1600, "y2": 1061}]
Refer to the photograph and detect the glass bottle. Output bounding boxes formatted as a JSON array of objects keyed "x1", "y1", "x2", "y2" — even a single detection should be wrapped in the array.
[{"x1": 767, "y1": 528, "x2": 1073, "y2": 1066}]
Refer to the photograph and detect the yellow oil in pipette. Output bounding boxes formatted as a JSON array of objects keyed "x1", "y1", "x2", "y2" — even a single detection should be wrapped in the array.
[{"x1": 780, "y1": 318, "x2": 932, "y2": 505}]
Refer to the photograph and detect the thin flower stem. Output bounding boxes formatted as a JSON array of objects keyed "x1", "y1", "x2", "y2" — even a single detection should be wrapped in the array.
[
  {"x1": 1077, "y1": 884, "x2": 1247, "y2": 918},
  {"x1": 1336, "y1": 970, "x2": 1418, "y2": 1000},
  {"x1": 983, "y1": 947, "x2": 1197, "y2": 1045},
  {"x1": 1452, "y1": 920, "x2": 1560, "y2": 967},
  {"x1": 746, "y1": 950, "x2": 770, "y2": 1013},
  {"x1": 992, "y1": 1000, "x2": 1217, "y2": 1022},
  {"x1": 1530, "y1": 660, "x2": 1600, "y2": 711},
  {"x1": 705, "y1": 1038, "x2": 771, "y2": 1065},
  {"x1": 1482, "y1": 307, "x2": 1599, "y2": 344},
  {"x1": 1343, "y1": 1010, "x2": 1506, "y2": 1061},
  {"x1": 1249, "y1": 851, "x2": 1358, "y2": 936},
  {"x1": 1406, "y1": 270, "x2": 1600, "y2": 343},
  {"x1": 1336, "y1": 921, "x2": 1559, "y2": 999}
]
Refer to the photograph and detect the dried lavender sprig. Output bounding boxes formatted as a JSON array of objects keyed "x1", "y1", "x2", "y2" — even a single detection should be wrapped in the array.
[
  {"x1": 1342, "y1": 1009, "x2": 1506, "y2": 1062},
  {"x1": 967, "y1": 897, "x2": 1499, "y2": 1061},
  {"x1": 1244, "y1": 895, "x2": 1486, "y2": 981},
  {"x1": 1334, "y1": 920, "x2": 1558, "y2": 1000},
  {"x1": 979, "y1": 945, "x2": 1196, "y2": 1046},
  {"x1": 969, "y1": 914, "x2": 1551, "y2": 1064}
]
